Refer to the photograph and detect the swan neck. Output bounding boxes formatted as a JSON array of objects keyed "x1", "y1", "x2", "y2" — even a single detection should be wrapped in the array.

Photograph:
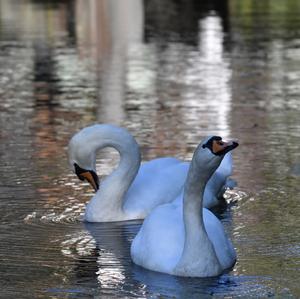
[
  {"x1": 85, "y1": 126, "x2": 141, "y2": 220},
  {"x1": 183, "y1": 161, "x2": 210, "y2": 235},
  {"x1": 175, "y1": 156, "x2": 222, "y2": 275},
  {"x1": 97, "y1": 137, "x2": 141, "y2": 203}
]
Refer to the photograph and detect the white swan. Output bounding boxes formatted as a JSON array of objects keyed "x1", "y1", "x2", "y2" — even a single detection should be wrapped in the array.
[
  {"x1": 68, "y1": 124, "x2": 235, "y2": 222},
  {"x1": 131, "y1": 136, "x2": 238, "y2": 277}
]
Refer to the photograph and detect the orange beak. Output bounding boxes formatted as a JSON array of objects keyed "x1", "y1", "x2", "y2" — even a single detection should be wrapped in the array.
[{"x1": 79, "y1": 171, "x2": 99, "y2": 192}]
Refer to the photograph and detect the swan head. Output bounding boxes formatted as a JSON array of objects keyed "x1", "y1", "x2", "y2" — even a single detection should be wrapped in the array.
[
  {"x1": 195, "y1": 136, "x2": 239, "y2": 172},
  {"x1": 68, "y1": 123, "x2": 141, "y2": 193},
  {"x1": 202, "y1": 136, "x2": 238, "y2": 156},
  {"x1": 68, "y1": 128, "x2": 100, "y2": 192}
]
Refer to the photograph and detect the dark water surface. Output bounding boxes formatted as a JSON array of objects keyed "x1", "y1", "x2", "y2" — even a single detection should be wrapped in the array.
[{"x1": 0, "y1": 0, "x2": 300, "y2": 298}]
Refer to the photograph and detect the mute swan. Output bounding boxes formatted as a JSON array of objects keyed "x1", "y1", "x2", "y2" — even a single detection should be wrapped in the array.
[
  {"x1": 68, "y1": 124, "x2": 235, "y2": 222},
  {"x1": 131, "y1": 136, "x2": 238, "y2": 277}
]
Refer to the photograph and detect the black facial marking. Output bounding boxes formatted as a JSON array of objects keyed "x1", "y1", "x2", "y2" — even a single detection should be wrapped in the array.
[
  {"x1": 91, "y1": 171, "x2": 100, "y2": 190},
  {"x1": 216, "y1": 141, "x2": 239, "y2": 156},
  {"x1": 74, "y1": 163, "x2": 86, "y2": 180},
  {"x1": 74, "y1": 163, "x2": 100, "y2": 191},
  {"x1": 202, "y1": 136, "x2": 239, "y2": 156},
  {"x1": 202, "y1": 136, "x2": 222, "y2": 150}
]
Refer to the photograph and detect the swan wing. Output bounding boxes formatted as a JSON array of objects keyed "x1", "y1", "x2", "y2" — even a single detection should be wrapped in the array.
[
  {"x1": 203, "y1": 153, "x2": 234, "y2": 208},
  {"x1": 204, "y1": 208, "x2": 236, "y2": 270},
  {"x1": 218, "y1": 152, "x2": 233, "y2": 177},
  {"x1": 123, "y1": 158, "x2": 189, "y2": 216},
  {"x1": 131, "y1": 201, "x2": 184, "y2": 274}
]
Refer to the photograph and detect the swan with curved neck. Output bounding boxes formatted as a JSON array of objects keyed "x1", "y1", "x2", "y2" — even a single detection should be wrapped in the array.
[
  {"x1": 68, "y1": 124, "x2": 236, "y2": 222},
  {"x1": 130, "y1": 136, "x2": 239, "y2": 277}
]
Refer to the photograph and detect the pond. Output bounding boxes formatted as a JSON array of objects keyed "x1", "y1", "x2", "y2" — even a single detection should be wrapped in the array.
[{"x1": 0, "y1": 0, "x2": 299, "y2": 298}]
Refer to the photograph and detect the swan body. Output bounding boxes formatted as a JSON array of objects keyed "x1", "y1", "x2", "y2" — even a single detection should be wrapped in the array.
[
  {"x1": 131, "y1": 136, "x2": 238, "y2": 277},
  {"x1": 68, "y1": 124, "x2": 236, "y2": 222},
  {"x1": 85, "y1": 157, "x2": 189, "y2": 222}
]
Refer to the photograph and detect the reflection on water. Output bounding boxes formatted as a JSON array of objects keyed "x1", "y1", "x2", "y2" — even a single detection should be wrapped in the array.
[{"x1": 0, "y1": 0, "x2": 300, "y2": 298}]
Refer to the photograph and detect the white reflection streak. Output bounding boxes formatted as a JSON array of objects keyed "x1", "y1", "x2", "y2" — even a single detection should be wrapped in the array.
[
  {"x1": 61, "y1": 229, "x2": 126, "y2": 289},
  {"x1": 127, "y1": 45, "x2": 157, "y2": 95},
  {"x1": 95, "y1": 0, "x2": 144, "y2": 123},
  {"x1": 200, "y1": 15, "x2": 223, "y2": 63},
  {"x1": 61, "y1": 231, "x2": 96, "y2": 258},
  {"x1": 96, "y1": 252, "x2": 126, "y2": 288},
  {"x1": 190, "y1": 14, "x2": 232, "y2": 137}
]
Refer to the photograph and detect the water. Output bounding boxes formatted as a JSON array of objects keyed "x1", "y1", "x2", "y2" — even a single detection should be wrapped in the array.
[{"x1": 0, "y1": 0, "x2": 299, "y2": 298}]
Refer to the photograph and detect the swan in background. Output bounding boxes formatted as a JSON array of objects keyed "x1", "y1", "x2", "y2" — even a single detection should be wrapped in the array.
[
  {"x1": 131, "y1": 136, "x2": 238, "y2": 277},
  {"x1": 68, "y1": 124, "x2": 236, "y2": 222}
]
